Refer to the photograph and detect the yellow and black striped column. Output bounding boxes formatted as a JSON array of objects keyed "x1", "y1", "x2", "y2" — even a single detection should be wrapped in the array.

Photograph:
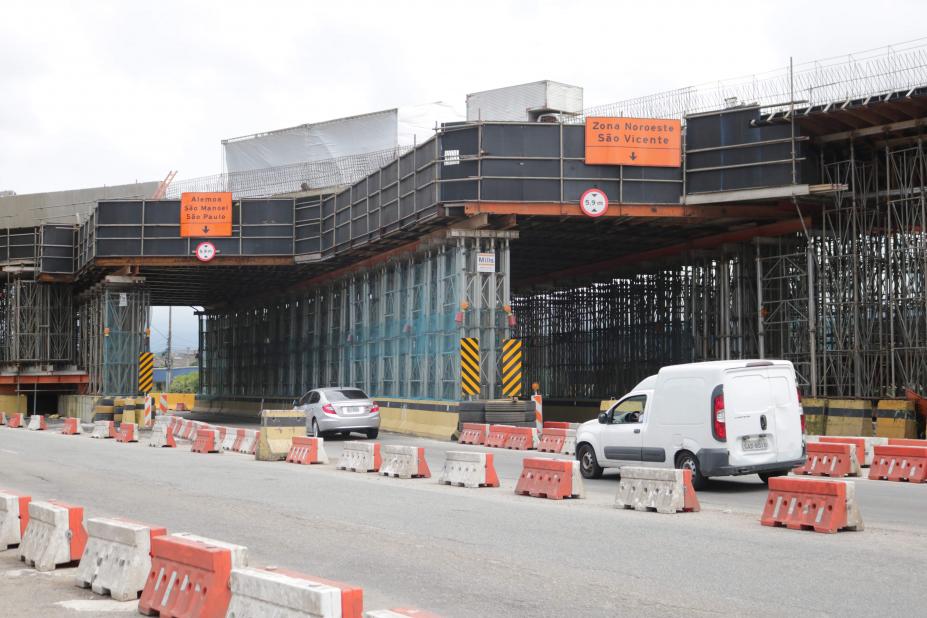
[
  {"x1": 501, "y1": 338, "x2": 523, "y2": 398},
  {"x1": 460, "y1": 337, "x2": 480, "y2": 396},
  {"x1": 138, "y1": 352, "x2": 154, "y2": 394}
]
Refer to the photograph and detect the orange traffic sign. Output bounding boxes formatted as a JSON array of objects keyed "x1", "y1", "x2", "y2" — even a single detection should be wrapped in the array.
[
  {"x1": 180, "y1": 192, "x2": 233, "y2": 237},
  {"x1": 585, "y1": 117, "x2": 682, "y2": 167}
]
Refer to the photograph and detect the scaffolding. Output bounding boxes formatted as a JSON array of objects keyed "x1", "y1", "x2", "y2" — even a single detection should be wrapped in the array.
[
  {"x1": 0, "y1": 281, "x2": 73, "y2": 364},
  {"x1": 77, "y1": 285, "x2": 150, "y2": 395},
  {"x1": 200, "y1": 231, "x2": 514, "y2": 401}
]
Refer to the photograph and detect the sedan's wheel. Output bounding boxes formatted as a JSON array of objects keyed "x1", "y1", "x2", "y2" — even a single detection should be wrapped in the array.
[
  {"x1": 675, "y1": 451, "x2": 708, "y2": 490},
  {"x1": 311, "y1": 418, "x2": 320, "y2": 438},
  {"x1": 578, "y1": 444, "x2": 603, "y2": 479}
]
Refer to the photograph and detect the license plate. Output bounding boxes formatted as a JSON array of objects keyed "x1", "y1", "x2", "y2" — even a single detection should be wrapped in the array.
[
  {"x1": 742, "y1": 436, "x2": 768, "y2": 451},
  {"x1": 344, "y1": 407, "x2": 363, "y2": 415}
]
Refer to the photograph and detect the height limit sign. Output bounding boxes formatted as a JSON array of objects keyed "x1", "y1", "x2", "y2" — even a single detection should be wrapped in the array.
[{"x1": 180, "y1": 192, "x2": 233, "y2": 237}]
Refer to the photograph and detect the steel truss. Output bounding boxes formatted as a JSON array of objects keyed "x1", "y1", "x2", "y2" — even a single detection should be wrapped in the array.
[
  {"x1": 0, "y1": 281, "x2": 73, "y2": 364},
  {"x1": 200, "y1": 232, "x2": 513, "y2": 401}
]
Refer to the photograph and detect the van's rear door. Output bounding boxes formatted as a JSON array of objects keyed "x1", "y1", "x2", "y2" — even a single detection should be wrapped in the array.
[{"x1": 724, "y1": 363, "x2": 804, "y2": 467}]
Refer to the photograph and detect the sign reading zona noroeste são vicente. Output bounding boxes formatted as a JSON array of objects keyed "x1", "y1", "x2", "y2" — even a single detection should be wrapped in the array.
[{"x1": 585, "y1": 117, "x2": 682, "y2": 167}]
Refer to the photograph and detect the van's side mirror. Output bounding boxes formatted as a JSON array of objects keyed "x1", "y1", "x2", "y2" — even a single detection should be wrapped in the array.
[
  {"x1": 292, "y1": 399, "x2": 299, "y2": 407},
  {"x1": 598, "y1": 412, "x2": 608, "y2": 424}
]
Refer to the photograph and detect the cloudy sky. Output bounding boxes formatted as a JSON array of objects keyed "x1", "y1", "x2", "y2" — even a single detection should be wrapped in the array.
[
  {"x1": 2, "y1": 1, "x2": 924, "y2": 351},
  {"x1": 3, "y1": 0, "x2": 925, "y2": 195}
]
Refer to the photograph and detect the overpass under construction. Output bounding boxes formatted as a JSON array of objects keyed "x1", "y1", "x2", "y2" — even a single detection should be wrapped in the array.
[{"x1": 3, "y1": 46, "x2": 927, "y2": 418}]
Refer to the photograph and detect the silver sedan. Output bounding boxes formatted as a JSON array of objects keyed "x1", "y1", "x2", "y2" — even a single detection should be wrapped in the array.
[{"x1": 294, "y1": 387, "x2": 380, "y2": 439}]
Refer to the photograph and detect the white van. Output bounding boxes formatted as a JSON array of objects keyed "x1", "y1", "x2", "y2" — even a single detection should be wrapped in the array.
[{"x1": 575, "y1": 360, "x2": 806, "y2": 488}]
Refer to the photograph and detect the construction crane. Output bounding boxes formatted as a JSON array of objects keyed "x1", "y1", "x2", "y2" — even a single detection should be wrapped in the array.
[{"x1": 150, "y1": 170, "x2": 177, "y2": 199}]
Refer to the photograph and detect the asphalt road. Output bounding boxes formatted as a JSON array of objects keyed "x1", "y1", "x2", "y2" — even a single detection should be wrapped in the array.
[{"x1": 1, "y1": 421, "x2": 926, "y2": 617}]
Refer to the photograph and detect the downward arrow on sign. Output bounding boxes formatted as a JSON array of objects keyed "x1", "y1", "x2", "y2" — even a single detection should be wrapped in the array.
[
  {"x1": 629, "y1": 152, "x2": 637, "y2": 161},
  {"x1": 202, "y1": 226, "x2": 210, "y2": 234}
]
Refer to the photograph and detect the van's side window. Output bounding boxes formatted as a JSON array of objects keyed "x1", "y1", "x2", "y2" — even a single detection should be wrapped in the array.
[{"x1": 611, "y1": 395, "x2": 646, "y2": 424}]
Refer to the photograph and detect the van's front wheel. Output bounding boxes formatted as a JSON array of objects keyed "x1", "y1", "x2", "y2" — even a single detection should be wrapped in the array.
[
  {"x1": 578, "y1": 444, "x2": 603, "y2": 479},
  {"x1": 675, "y1": 451, "x2": 708, "y2": 490}
]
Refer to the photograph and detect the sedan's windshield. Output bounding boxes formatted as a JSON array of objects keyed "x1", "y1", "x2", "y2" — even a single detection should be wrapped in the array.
[{"x1": 326, "y1": 389, "x2": 368, "y2": 401}]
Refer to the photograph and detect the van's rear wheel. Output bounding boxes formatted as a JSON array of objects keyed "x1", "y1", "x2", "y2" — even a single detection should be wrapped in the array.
[
  {"x1": 758, "y1": 470, "x2": 788, "y2": 484},
  {"x1": 578, "y1": 444, "x2": 603, "y2": 479},
  {"x1": 675, "y1": 451, "x2": 708, "y2": 490}
]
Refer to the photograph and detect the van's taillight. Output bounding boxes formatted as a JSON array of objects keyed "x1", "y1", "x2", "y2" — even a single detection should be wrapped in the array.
[
  {"x1": 797, "y1": 388, "x2": 806, "y2": 434},
  {"x1": 712, "y1": 388, "x2": 726, "y2": 442},
  {"x1": 322, "y1": 404, "x2": 337, "y2": 415}
]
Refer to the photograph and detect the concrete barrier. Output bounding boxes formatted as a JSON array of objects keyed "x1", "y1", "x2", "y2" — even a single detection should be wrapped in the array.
[
  {"x1": 138, "y1": 533, "x2": 248, "y2": 617},
  {"x1": 7, "y1": 413, "x2": 24, "y2": 428},
  {"x1": 503, "y1": 427, "x2": 538, "y2": 450},
  {"x1": 437, "y1": 452, "x2": 500, "y2": 488},
  {"x1": 286, "y1": 437, "x2": 330, "y2": 465},
  {"x1": 761, "y1": 477, "x2": 863, "y2": 533},
  {"x1": 192, "y1": 427, "x2": 222, "y2": 454},
  {"x1": 61, "y1": 418, "x2": 82, "y2": 435},
  {"x1": 515, "y1": 459, "x2": 584, "y2": 500},
  {"x1": 116, "y1": 422, "x2": 138, "y2": 443},
  {"x1": 221, "y1": 428, "x2": 238, "y2": 451},
  {"x1": 380, "y1": 446, "x2": 431, "y2": 479},
  {"x1": 75, "y1": 518, "x2": 167, "y2": 601},
  {"x1": 19, "y1": 500, "x2": 88, "y2": 571},
  {"x1": 238, "y1": 430, "x2": 258, "y2": 455},
  {"x1": 0, "y1": 490, "x2": 31, "y2": 550},
  {"x1": 228, "y1": 567, "x2": 364, "y2": 618},
  {"x1": 537, "y1": 428, "x2": 576, "y2": 455},
  {"x1": 615, "y1": 467, "x2": 701, "y2": 514},
  {"x1": 27, "y1": 415, "x2": 47, "y2": 431},
  {"x1": 378, "y1": 402, "x2": 459, "y2": 441},
  {"x1": 458, "y1": 423, "x2": 489, "y2": 445},
  {"x1": 0, "y1": 411, "x2": 5, "y2": 425},
  {"x1": 875, "y1": 399, "x2": 918, "y2": 439},
  {"x1": 337, "y1": 442, "x2": 382, "y2": 473},
  {"x1": 484, "y1": 425, "x2": 514, "y2": 448},
  {"x1": 815, "y1": 436, "x2": 872, "y2": 467},
  {"x1": 869, "y1": 444, "x2": 927, "y2": 482},
  {"x1": 90, "y1": 420, "x2": 116, "y2": 439},
  {"x1": 257, "y1": 409, "x2": 307, "y2": 461},
  {"x1": 793, "y1": 441, "x2": 861, "y2": 477}
]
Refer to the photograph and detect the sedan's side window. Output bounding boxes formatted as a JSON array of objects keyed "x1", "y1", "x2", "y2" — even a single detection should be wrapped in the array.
[
  {"x1": 308, "y1": 392, "x2": 320, "y2": 405},
  {"x1": 610, "y1": 395, "x2": 647, "y2": 424}
]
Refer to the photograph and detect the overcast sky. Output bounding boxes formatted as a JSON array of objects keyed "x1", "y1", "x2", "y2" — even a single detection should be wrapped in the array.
[{"x1": 2, "y1": 0, "x2": 925, "y2": 195}]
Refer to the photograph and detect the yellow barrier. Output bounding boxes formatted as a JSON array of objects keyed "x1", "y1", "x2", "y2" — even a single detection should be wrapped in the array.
[
  {"x1": 875, "y1": 399, "x2": 918, "y2": 439},
  {"x1": 256, "y1": 409, "x2": 306, "y2": 461},
  {"x1": 379, "y1": 406, "x2": 459, "y2": 441},
  {"x1": 150, "y1": 392, "x2": 196, "y2": 410}
]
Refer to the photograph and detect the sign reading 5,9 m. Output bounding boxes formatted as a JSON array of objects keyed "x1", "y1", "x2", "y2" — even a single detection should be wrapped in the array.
[
  {"x1": 584, "y1": 117, "x2": 682, "y2": 168},
  {"x1": 180, "y1": 192, "x2": 233, "y2": 238}
]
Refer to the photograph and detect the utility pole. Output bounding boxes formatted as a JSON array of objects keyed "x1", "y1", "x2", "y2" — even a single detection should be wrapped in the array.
[{"x1": 166, "y1": 306, "x2": 173, "y2": 390}]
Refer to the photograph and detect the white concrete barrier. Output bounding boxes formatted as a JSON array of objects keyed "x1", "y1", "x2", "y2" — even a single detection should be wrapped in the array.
[
  {"x1": 227, "y1": 568, "x2": 344, "y2": 618},
  {"x1": 615, "y1": 467, "x2": 701, "y2": 514},
  {"x1": 75, "y1": 518, "x2": 167, "y2": 601},
  {"x1": 90, "y1": 420, "x2": 115, "y2": 439},
  {"x1": 366, "y1": 610, "x2": 436, "y2": 617},
  {"x1": 19, "y1": 500, "x2": 87, "y2": 571},
  {"x1": 147, "y1": 421, "x2": 176, "y2": 448},
  {"x1": 238, "y1": 430, "x2": 258, "y2": 454},
  {"x1": 0, "y1": 490, "x2": 31, "y2": 550},
  {"x1": 27, "y1": 415, "x2": 47, "y2": 431},
  {"x1": 380, "y1": 445, "x2": 430, "y2": 479},
  {"x1": 437, "y1": 451, "x2": 500, "y2": 488},
  {"x1": 561, "y1": 430, "x2": 577, "y2": 456},
  {"x1": 337, "y1": 441, "x2": 382, "y2": 472},
  {"x1": 221, "y1": 428, "x2": 238, "y2": 451}
]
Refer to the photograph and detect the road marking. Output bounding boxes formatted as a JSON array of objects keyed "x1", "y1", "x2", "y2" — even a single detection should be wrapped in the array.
[{"x1": 0, "y1": 449, "x2": 18, "y2": 455}]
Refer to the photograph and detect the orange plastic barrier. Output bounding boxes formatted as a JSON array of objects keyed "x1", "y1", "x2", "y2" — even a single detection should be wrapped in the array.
[
  {"x1": 458, "y1": 423, "x2": 488, "y2": 445},
  {"x1": 868, "y1": 445, "x2": 927, "y2": 483},
  {"x1": 138, "y1": 535, "x2": 235, "y2": 617},
  {"x1": 0, "y1": 412, "x2": 5, "y2": 425},
  {"x1": 7, "y1": 413, "x2": 24, "y2": 428},
  {"x1": 542, "y1": 421, "x2": 572, "y2": 430},
  {"x1": 792, "y1": 442, "x2": 859, "y2": 477},
  {"x1": 503, "y1": 427, "x2": 537, "y2": 450},
  {"x1": 817, "y1": 437, "x2": 867, "y2": 467},
  {"x1": 285, "y1": 437, "x2": 328, "y2": 465},
  {"x1": 515, "y1": 458, "x2": 584, "y2": 500},
  {"x1": 484, "y1": 425, "x2": 514, "y2": 448},
  {"x1": 538, "y1": 428, "x2": 567, "y2": 453},
  {"x1": 192, "y1": 428, "x2": 221, "y2": 454},
  {"x1": 761, "y1": 477, "x2": 863, "y2": 533},
  {"x1": 116, "y1": 422, "x2": 138, "y2": 443},
  {"x1": 60, "y1": 418, "x2": 81, "y2": 435}
]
